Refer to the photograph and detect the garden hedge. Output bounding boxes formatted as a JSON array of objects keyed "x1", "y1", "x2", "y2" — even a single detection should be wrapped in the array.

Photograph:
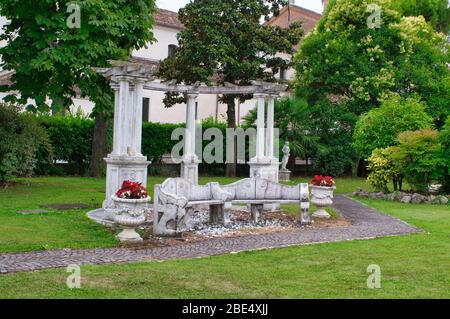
[{"x1": 36, "y1": 116, "x2": 233, "y2": 176}]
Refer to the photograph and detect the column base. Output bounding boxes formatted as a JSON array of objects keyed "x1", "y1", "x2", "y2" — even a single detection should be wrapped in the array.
[
  {"x1": 181, "y1": 156, "x2": 199, "y2": 185},
  {"x1": 103, "y1": 155, "x2": 151, "y2": 212},
  {"x1": 249, "y1": 157, "x2": 280, "y2": 211}
]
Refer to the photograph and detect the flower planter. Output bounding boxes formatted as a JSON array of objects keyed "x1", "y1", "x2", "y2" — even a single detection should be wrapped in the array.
[
  {"x1": 112, "y1": 196, "x2": 150, "y2": 242},
  {"x1": 311, "y1": 185, "x2": 336, "y2": 219}
]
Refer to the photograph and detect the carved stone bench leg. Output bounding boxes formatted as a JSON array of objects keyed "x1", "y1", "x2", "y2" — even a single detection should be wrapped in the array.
[
  {"x1": 250, "y1": 204, "x2": 264, "y2": 224},
  {"x1": 210, "y1": 204, "x2": 223, "y2": 225},
  {"x1": 210, "y1": 204, "x2": 231, "y2": 226},
  {"x1": 300, "y1": 201, "x2": 311, "y2": 225}
]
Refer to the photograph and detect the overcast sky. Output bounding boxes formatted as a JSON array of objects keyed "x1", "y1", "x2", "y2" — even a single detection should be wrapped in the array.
[{"x1": 156, "y1": 0, "x2": 324, "y2": 14}]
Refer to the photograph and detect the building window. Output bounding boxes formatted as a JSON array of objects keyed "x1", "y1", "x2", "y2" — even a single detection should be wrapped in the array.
[
  {"x1": 168, "y1": 44, "x2": 177, "y2": 58},
  {"x1": 142, "y1": 98, "x2": 150, "y2": 123}
]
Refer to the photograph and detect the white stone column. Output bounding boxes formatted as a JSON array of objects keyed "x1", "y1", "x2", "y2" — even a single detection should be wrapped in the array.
[
  {"x1": 117, "y1": 77, "x2": 131, "y2": 155},
  {"x1": 131, "y1": 79, "x2": 145, "y2": 156},
  {"x1": 103, "y1": 75, "x2": 150, "y2": 213},
  {"x1": 181, "y1": 92, "x2": 199, "y2": 184},
  {"x1": 111, "y1": 83, "x2": 121, "y2": 156},
  {"x1": 184, "y1": 93, "x2": 198, "y2": 160},
  {"x1": 255, "y1": 93, "x2": 266, "y2": 161},
  {"x1": 266, "y1": 94, "x2": 276, "y2": 159}
]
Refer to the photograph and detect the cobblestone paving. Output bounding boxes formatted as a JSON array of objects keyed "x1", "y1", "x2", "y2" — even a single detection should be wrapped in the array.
[{"x1": 0, "y1": 196, "x2": 419, "y2": 274}]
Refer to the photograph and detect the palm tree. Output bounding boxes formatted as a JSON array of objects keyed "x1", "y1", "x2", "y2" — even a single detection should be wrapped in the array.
[{"x1": 243, "y1": 97, "x2": 318, "y2": 175}]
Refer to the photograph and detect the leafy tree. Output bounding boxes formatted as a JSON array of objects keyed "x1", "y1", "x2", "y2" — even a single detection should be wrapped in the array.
[
  {"x1": 353, "y1": 95, "x2": 434, "y2": 159},
  {"x1": 391, "y1": 0, "x2": 450, "y2": 33},
  {"x1": 294, "y1": 0, "x2": 450, "y2": 175},
  {"x1": 0, "y1": 0, "x2": 156, "y2": 176},
  {"x1": 0, "y1": 103, "x2": 52, "y2": 183},
  {"x1": 439, "y1": 116, "x2": 450, "y2": 193},
  {"x1": 158, "y1": 0, "x2": 303, "y2": 177},
  {"x1": 390, "y1": 129, "x2": 445, "y2": 192}
]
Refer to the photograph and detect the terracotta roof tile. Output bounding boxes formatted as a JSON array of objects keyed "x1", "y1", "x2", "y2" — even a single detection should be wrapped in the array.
[
  {"x1": 266, "y1": 5, "x2": 321, "y2": 34},
  {"x1": 155, "y1": 9, "x2": 183, "y2": 30}
]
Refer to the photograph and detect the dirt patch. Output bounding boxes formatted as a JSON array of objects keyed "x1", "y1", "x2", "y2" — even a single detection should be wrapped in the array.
[
  {"x1": 41, "y1": 203, "x2": 92, "y2": 210},
  {"x1": 123, "y1": 207, "x2": 351, "y2": 250}
]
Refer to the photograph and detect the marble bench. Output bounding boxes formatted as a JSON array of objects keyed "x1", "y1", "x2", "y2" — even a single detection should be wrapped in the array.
[
  {"x1": 153, "y1": 177, "x2": 311, "y2": 237},
  {"x1": 153, "y1": 178, "x2": 232, "y2": 237}
]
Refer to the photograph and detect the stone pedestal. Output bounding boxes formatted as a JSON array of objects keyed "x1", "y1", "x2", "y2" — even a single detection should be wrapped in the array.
[
  {"x1": 103, "y1": 155, "x2": 151, "y2": 219},
  {"x1": 279, "y1": 169, "x2": 291, "y2": 182},
  {"x1": 181, "y1": 157, "x2": 199, "y2": 185},
  {"x1": 249, "y1": 157, "x2": 280, "y2": 211}
]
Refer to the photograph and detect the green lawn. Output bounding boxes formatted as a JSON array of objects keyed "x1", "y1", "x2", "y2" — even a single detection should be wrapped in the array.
[{"x1": 0, "y1": 176, "x2": 449, "y2": 298}]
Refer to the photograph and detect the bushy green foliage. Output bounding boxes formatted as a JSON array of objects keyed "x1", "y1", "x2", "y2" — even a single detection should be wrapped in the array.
[
  {"x1": 294, "y1": 0, "x2": 450, "y2": 176},
  {"x1": 0, "y1": 0, "x2": 156, "y2": 115},
  {"x1": 367, "y1": 147, "x2": 403, "y2": 192},
  {"x1": 35, "y1": 117, "x2": 236, "y2": 176},
  {"x1": 438, "y1": 117, "x2": 450, "y2": 193},
  {"x1": 38, "y1": 116, "x2": 95, "y2": 175},
  {"x1": 0, "y1": 104, "x2": 51, "y2": 183},
  {"x1": 142, "y1": 122, "x2": 183, "y2": 163},
  {"x1": 391, "y1": 0, "x2": 450, "y2": 33},
  {"x1": 353, "y1": 96, "x2": 434, "y2": 159},
  {"x1": 159, "y1": 0, "x2": 303, "y2": 107},
  {"x1": 390, "y1": 129, "x2": 445, "y2": 192}
]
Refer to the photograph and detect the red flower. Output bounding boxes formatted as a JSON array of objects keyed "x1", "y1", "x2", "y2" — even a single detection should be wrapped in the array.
[
  {"x1": 115, "y1": 180, "x2": 148, "y2": 199},
  {"x1": 311, "y1": 175, "x2": 335, "y2": 187}
]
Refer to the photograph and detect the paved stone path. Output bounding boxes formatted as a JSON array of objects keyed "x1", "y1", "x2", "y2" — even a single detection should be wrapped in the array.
[{"x1": 0, "y1": 196, "x2": 419, "y2": 274}]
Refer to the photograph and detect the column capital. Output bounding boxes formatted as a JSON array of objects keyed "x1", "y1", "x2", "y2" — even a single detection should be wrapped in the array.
[
  {"x1": 185, "y1": 92, "x2": 199, "y2": 100},
  {"x1": 115, "y1": 75, "x2": 134, "y2": 82},
  {"x1": 134, "y1": 77, "x2": 147, "y2": 84},
  {"x1": 254, "y1": 93, "x2": 268, "y2": 98}
]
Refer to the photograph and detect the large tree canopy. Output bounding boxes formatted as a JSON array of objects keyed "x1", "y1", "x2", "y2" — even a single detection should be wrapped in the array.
[
  {"x1": 391, "y1": 0, "x2": 450, "y2": 33},
  {"x1": 0, "y1": 0, "x2": 156, "y2": 176},
  {"x1": 293, "y1": 0, "x2": 450, "y2": 175},
  {"x1": 0, "y1": 0, "x2": 156, "y2": 113},
  {"x1": 158, "y1": 0, "x2": 303, "y2": 109},
  {"x1": 159, "y1": 0, "x2": 303, "y2": 176}
]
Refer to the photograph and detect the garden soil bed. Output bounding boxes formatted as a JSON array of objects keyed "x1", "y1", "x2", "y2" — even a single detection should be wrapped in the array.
[{"x1": 120, "y1": 208, "x2": 351, "y2": 249}]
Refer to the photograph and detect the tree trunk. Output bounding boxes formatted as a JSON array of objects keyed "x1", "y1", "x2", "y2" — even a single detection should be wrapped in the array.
[
  {"x1": 226, "y1": 96, "x2": 237, "y2": 177},
  {"x1": 90, "y1": 112, "x2": 108, "y2": 177}
]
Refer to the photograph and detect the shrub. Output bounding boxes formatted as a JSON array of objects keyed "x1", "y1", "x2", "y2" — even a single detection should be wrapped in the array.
[
  {"x1": 367, "y1": 147, "x2": 403, "y2": 192},
  {"x1": 38, "y1": 115, "x2": 94, "y2": 175},
  {"x1": 142, "y1": 122, "x2": 182, "y2": 163},
  {"x1": 353, "y1": 96, "x2": 434, "y2": 159},
  {"x1": 391, "y1": 129, "x2": 445, "y2": 192},
  {"x1": 439, "y1": 116, "x2": 450, "y2": 193},
  {"x1": 0, "y1": 104, "x2": 52, "y2": 183}
]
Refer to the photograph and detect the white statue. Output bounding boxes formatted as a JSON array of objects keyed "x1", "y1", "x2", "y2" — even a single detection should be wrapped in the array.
[{"x1": 281, "y1": 141, "x2": 290, "y2": 171}]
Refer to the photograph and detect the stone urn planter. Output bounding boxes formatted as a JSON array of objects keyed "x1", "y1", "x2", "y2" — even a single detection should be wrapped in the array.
[
  {"x1": 311, "y1": 186, "x2": 335, "y2": 219},
  {"x1": 310, "y1": 175, "x2": 336, "y2": 219},
  {"x1": 112, "y1": 196, "x2": 150, "y2": 242}
]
